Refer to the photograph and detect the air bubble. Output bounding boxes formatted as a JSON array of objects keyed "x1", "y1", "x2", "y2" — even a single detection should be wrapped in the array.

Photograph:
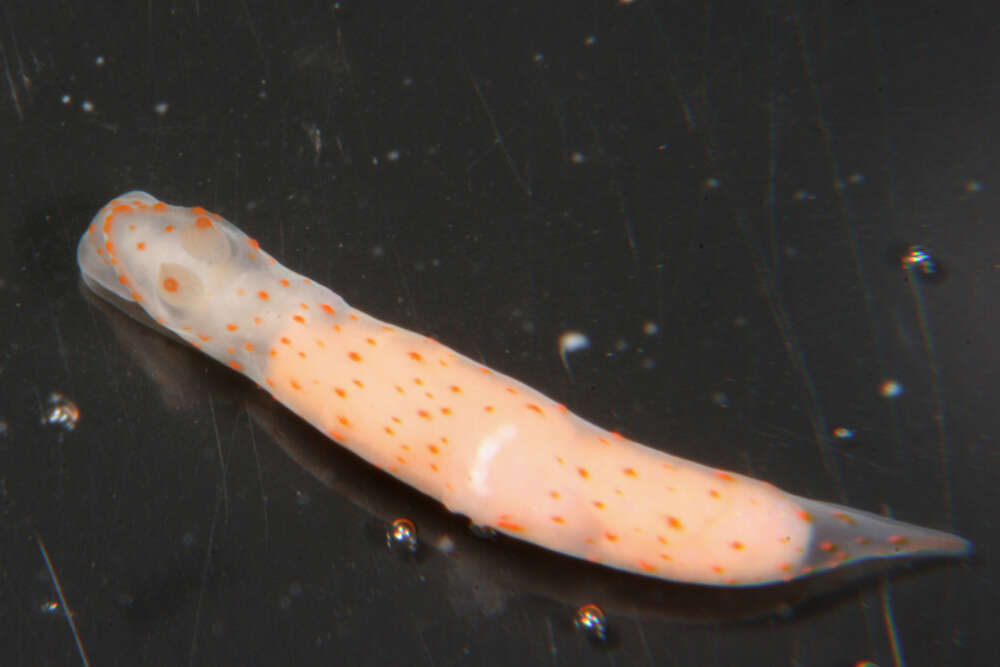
[
  {"x1": 573, "y1": 603, "x2": 607, "y2": 641},
  {"x1": 42, "y1": 392, "x2": 80, "y2": 431},
  {"x1": 902, "y1": 245, "x2": 937, "y2": 277},
  {"x1": 386, "y1": 518, "x2": 418, "y2": 553}
]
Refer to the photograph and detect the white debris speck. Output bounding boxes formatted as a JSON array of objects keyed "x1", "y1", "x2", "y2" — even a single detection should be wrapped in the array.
[
  {"x1": 81, "y1": 100, "x2": 95, "y2": 113},
  {"x1": 879, "y1": 379, "x2": 903, "y2": 398},
  {"x1": 154, "y1": 102, "x2": 169, "y2": 115},
  {"x1": 641, "y1": 321, "x2": 659, "y2": 335},
  {"x1": 95, "y1": 55, "x2": 105, "y2": 66},
  {"x1": 558, "y1": 331, "x2": 590, "y2": 380},
  {"x1": 60, "y1": 94, "x2": 71, "y2": 105}
]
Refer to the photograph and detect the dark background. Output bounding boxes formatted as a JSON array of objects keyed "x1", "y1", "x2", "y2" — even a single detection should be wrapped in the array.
[{"x1": 1, "y1": 1, "x2": 994, "y2": 665}]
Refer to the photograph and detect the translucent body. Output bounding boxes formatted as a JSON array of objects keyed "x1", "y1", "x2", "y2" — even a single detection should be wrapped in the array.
[{"x1": 77, "y1": 192, "x2": 970, "y2": 586}]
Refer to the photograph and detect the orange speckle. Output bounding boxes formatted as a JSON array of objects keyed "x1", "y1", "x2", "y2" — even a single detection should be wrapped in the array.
[
  {"x1": 440, "y1": 407, "x2": 452, "y2": 416},
  {"x1": 253, "y1": 316, "x2": 262, "y2": 324},
  {"x1": 408, "y1": 351, "x2": 423, "y2": 361},
  {"x1": 118, "y1": 274, "x2": 130, "y2": 286},
  {"x1": 225, "y1": 348, "x2": 236, "y2": 355},
  {"x1": 348, "y1": 351, "x2": 362, "y2": 362},
  {"x1": 384, "y1": 427, "x2": 395, "y2": 435},
  {"x1": 265, "y1": 378, "x2": 276, "y2": 387},
  {"x1": 551, "y1": 516, "x2": 565, "y2": 524},
  {"x1": 299, "y1": 302, "x2": 309, "y2": 310},
  {"x1": 268, "y1": 349, "x2": 277, "y2": 357},
  {"x1": 337, "y1": 415, "x2": 350, "y2": 427},
  {"x1": 228, "y1": 360, "x2": 244, "y2": 371},
  {"x1": 290, "y1": 380, "x2": 302, "y2": 390},
  {"x1": 597, "y1": 437, "x2": 610, "y2": 446},
  {"x1": 638, "y1": 560, "x2": 657, "y2": 573},
  {"x1": 484, "y1": 406, "x2": 495, "y2": 412},
  {"x1": 497, "y1": 520, "x2": 525, "y2": 532},
  {"x1": 449, "y1": 385, "x2": 462, "y2": 393},
  {"x1": 164, "y1": 224, "x2": 175, "y2": 233},
  {"x1": 667, "y1": 516, "x2": 683, "y2": 530},
  {"x1": 715, "y1": 471, "x2": 735, "y2": 482},
  {"x1": 197, "y1": 333, "x2": 211, "y2": 342},
  {"x1": 819, "y1": 541, "x2": 836, "y2": 552},
  {"x1": 887, "y1": 535, "x2": 908, "y2": 546},
  {"x1": 832, "y1": 511, "x2": 856, "y2": 525},
  {"x1": 712, "y1": 565, "x2": 725, "y2": 574},
  {"x1": 779, "y1": 562, "x2": 793, "y2": 572},
  {"x1": 226, "y1": 323, "x2": 238, "y2": 331},
  {"x1": 194, "y1": 216, "x2": 212, "y2": 228},
  {"x1": 709, "y1": 489, "x2": 721, "y2": 499},
  {"x1": 280, "y1": 337, "x2": 291, "y2": 345},
  {"x1": 258, "y1": 290, "x2": 269, "y2": 300},
  {"x1": 293, "y1": 315, "x2": 305, "y2": 324},
  {"x1": 796, "y1": 510, "x2": 813, "y2": 523},
  {"x1": 334, "y1": 387, "x2": 347, "y2": 398},
  {"x1": 577, "y1": 467, "x2": 589, "y2": 479},
  {"x1": 549, "y1": 490, "x2": 560, "y2": 500},
  {"x1": 136, "y1": 241, "x2": 146, "y2": 250},
  {"x1": 623, "y1": 467, "x2": 638, "y2": 478},
  {"x1": 413, "y1": 378, "x2": 424, "y2": 386},
  {"x1": 657, "y1": 535, "x2": 669, "y2": 545},
  {"x1": 593, "y1": 501, "x2": 605, "y2": 509},
  {"x1": 731, "y1": 541, "x2": 744, "y2": 550},
  {"x1": 244, "y1": 342, "x2": 254, "y2": 352},
  {"x1": 248, "y1": 238, "x2": 260, "y2": 250},
  {"x1": 153, "y1": 202, "x2": 167, "y2": 212},
  {"x1": 430, "y1": 463, "x2": 439, "y2": 472},
  {"x1": 280, "y1": 279, "x2": 290, "y2": 287},
  {"x1": 104, "y1": 240, "x2": 115, "y2": 253},
  {"x1": 417, "y1": 409, "x2": 432, "y2": 420},
  {"x1": 427, "y1": 444, "x2": 440, "y2": 454},
  {"x1": 352, "y1": 379, "x2": 364, "y2": 388},
  {"x1": 321, "y1": 303, "x2": 335, "y2": 315},
  {"x1": 505, "y1": 387, "x2": 518, "y2": 395},
  {"x1": 112, "y1": 204, "x2": 133, "y2": 215},
  {"x1": 526, "y1": 403, "x2": 544, "y2": 415},
  {"x1": 604, "y1": 532, "x2": 619, "y2": 542}
]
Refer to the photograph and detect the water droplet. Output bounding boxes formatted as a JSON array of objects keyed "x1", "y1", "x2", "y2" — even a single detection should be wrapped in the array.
[
  {"x1": 41, "y1": 392, "x2": 80, "y2": 431},
  {"x1": 386, "y1": 518, "x2": 418, "y2": 553},
  {"x1": 574, "y1": 603, "x2": 607, "y2": 641}
]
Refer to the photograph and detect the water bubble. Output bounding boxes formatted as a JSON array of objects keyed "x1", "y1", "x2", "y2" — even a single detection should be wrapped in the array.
[
  {"x1": 386, "y1": 518, "x2": 418, "y2": 553},
  {"x1": 42, "y1": 392, "x2": 80, "y2": 431},
  {"x1": 573, "y1": 603, "x2": 607, "y2": 641}
]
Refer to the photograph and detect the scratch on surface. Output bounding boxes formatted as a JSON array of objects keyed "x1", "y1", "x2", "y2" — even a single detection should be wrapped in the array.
[
  {"x1": 208, "y1": 395, "x2": 230, "y2": 521},
  {"x1": 35, "y1": 531, "x2": 90, "y2": 667},
  {"x1": 468, "y1": 71, "x2": 533, "y2": 197},
  {"x1": 246, "y1": 412, "x2": 270, "y2": 548}
]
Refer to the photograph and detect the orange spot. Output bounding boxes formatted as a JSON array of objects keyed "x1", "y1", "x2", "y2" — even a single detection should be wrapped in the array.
[
  {"x1": 352, "y1": 379, "x2": 364, "y2": 388},
  {"x1": 497, "y1": 520, "x2": 525, "y2": 532},
  {"x1": 164, "y1": 225, "x2": 175, "y2": 233},
  {"x1": 712, "y1": 565, "x2": 724, "y2": 574},
  {"x1": 505, "y1": 387, "x2": 518, "y2": 395},
  {"x1": 153, "y1": 202, "x2": 167, "y2": 212},
  {"x1": 667, "y1": 516, "x2": 683, "y2": 530},
  {"x1": 593, "y1": 501, "x2": 605, "y2": 509},
  {"x1": 551, "y1": 516, "x2": 565, "y2": 524},
  {"x1": 819, "y1": 541, "x2": 836, "y2": 552},
  {"x1": 384, "y1": 427, "x2": 395, "y2": 435},
  {"x1": 832, "y1": 511, "x2": 856, "y2": 525},
  {"x1": 321, "y1": 303, "x2": 335, "y2": 315},
  {"x1": 268, "y1": 349, "x2": 277, "y2": 357},
  {"x1": 796, "y1": 510, "x2": 813, "y2": 523},
  {"x1": 526, "y1": 403, "x2": 544, "y2": 415},
  {"x1": 449, "y1": 385, "x2": 462, "y2": 393},
  {"x1": 280, "y1": 279, "x2": 290, "y2": 287},
  {"x1": 228, "y1": 360, "x2": 244, "y2": 371},
  {"x1": 253, "y1": 317, "x2": 262, "y2": 324},
  {"x1": 549, "y1": 490, "x2": 560, "y2": 499},
  {"x1": 258, "y1": 290, "x2": 269, "y2": 300},
  {"x1": 290, "y1": 380, "x2": 302, "y2": 390},
  {"x1": 638, "y1": 560, "x2": 657, "y2": 573},
  {"x1": 417, "y1": 409, "x2": 431, "y2": 420},
  {"x1": 623, "y1": 467, "x2": 638, "y2": 478},
  {"x1": 597, "y1": 437, "x2": 610, "y2": 446},
  {"x1": 334, "y1": 388, "x2": 347, "y2": 398},
  {"x1": 430, "y1": 463, "x2": 439, "y2": 472},
  {"x1": 248, "y1": 238, "x2": 260, "y2": 249},
  {"x1": 427, "y1": 444, "x2": 439, "y2": 454},
  {"x1": 440, "y1": 407, "x2": 452, "y2": 416},
  {"x1": 577, "y1": 467, "x2": 589, "y2": 479},
  {"x1": 604, "y1": 532, "x2": 619, "y2": 542},
  {"x1": 244, "y1": 342, "x2": 254, "y2": 351},
  {"x1": 408, "y1": 351, "x2": 423, "y2": 361},
  {"x1": 709, "y1": 489, "x2": 720, "y2": 499},
  {"x1": 136, "y1": 241, "x2": 146, "y2": 250},
  {"x1": 887, "y1": 535, "x2": 908, "y2": 546},
  {"x1": 348, "y1": 351, "x2": 362, "y2": 362},
  {"x1": 105, "y1": 240, "x2": 115, "y2": 253},
  {"x1": 484, "y1": 406, "x2": 495, "y2": 412},
  {"x1": 112, "y1": 204, "x2": 133, "y2": 215},
  {"x1": 731, "y1": 541, "x2": 744, "y2": 550},
  {"x1": 660, "y1": 553, "x2": 673, "y2": 561},
  {"x1": 715, "y1": 471, "x2": 735, "y2": 482},
  {"x1": 657, "y1": 535, "x2": 669, "y2": 545},
  {"x1": 280, "y1": 337, "x2": 291, "y2": 345},
  {"x1": 779, "y1": 562, "x2": 793, "y2": 572},
  {"x1": 118, "y1": 274, "x2": 130, "y2": 286},
  {"x1": 225, "y1": 348, "x2": 236, "y2": 355},
  {"x1": 265, "y1": 378, "x2": 276, "y2": 387},
  {"x1": 293, "y1": 315, "x2": 305, "y2": 324},
  {"x1": 337, "y1": 415, "x2": 350, "y2": 427},
  {"x1": 226, "y1": 323, "x2": 238, "y2": 331},
  {"x1": 197, "y1": 333, "x2": 211, "y2": 342},
  {"x1": 194, "y1": 216, "x2": 212, "y2": 228}
]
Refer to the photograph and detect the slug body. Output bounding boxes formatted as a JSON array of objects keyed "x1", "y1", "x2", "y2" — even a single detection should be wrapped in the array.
[{"x1": 78, "y1": 191, "x2": 969, "y2": 586}]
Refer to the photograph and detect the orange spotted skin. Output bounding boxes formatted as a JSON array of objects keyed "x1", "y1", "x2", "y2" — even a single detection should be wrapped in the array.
[{"x1": 78, "y1": 191, "x2": 971, "y2": 586}]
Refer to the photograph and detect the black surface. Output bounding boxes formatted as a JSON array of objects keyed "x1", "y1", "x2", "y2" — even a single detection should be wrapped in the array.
[{"x1": 1, "y1": 2, "x2": 993, "y2": 665}]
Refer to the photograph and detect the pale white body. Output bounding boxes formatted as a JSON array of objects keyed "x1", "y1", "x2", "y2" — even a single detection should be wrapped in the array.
[{"x1": 78, "y1": 191, "x2": 969, "y2": 586}]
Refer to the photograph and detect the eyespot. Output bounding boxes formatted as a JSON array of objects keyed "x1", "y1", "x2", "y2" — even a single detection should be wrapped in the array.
[{"x1": 157, "y1": 262, "x2": 204, "y2": 308}]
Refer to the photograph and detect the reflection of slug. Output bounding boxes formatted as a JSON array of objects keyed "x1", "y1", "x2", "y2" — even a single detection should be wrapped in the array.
[{"x1": 78, "y1": 191, "x2": 970, "y2": 586}]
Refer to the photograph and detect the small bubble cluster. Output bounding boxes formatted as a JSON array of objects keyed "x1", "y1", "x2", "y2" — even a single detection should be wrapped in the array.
[
  {"x1": 41, "y1": 392, "x2": 80, "y2": 431},
  {"x1": 573, "y1": 603, "x2": 607, "y2": 641},
  {"x1": 386, "y1": 517, "x2": 419, "y2": 553}
]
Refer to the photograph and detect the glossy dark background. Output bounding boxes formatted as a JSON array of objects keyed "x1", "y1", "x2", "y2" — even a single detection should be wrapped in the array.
[{"x1": 1, "y1": 2, "x2": 994, "y2": 665}]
